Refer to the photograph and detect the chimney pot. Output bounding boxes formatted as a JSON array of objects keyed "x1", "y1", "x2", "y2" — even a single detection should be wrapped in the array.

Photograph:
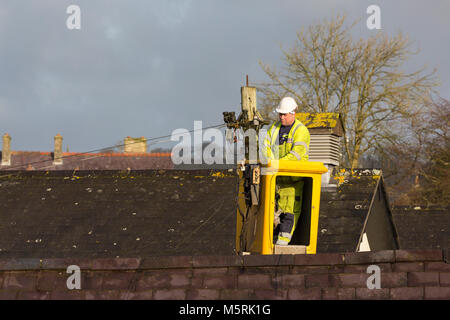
[
  {"x1": 124, "y1": 136, "x2": 147, "y2": 154},
  {"x1": 53, "y1": 134, "x2": 63, "y2": 165},
  {"x1": 1, "y1": 133, "x2": 11, "y2": 166}
]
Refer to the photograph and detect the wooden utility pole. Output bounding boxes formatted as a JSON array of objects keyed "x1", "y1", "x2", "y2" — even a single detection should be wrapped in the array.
[{"x1": 240, "y1": 81, "x2": 257, "y2": 123}]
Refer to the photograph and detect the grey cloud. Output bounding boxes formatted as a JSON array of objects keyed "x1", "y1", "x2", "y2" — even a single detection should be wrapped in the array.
[{"x1": 0, "y1": 0, "x2": 448, "y2": 151}]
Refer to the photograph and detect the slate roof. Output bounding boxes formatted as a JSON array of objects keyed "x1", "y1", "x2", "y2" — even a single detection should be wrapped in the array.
[
  {"x1": 0, "y1": 169, "x2": 237, "y2": 258},
  {"x1": 0, "y1": 151, "x2": 173, "y2": 171},
  {"x1": 392, "y1": 206, "x2": 450, "y2": 250},
  {"x1": 317, "y1": 168, "x2": 399, "y2": 253},
  {"x1": 0, "y1": 166, "x2": 446, "y2": 258}
]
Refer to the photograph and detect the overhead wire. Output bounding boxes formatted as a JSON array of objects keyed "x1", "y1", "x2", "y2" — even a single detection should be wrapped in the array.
[
  {"x1": 0, "y1": 123, "x2": 226, "y2": 173},
  {"x1": 0, "y1": 120, "x2": 269, "y2": 254}
]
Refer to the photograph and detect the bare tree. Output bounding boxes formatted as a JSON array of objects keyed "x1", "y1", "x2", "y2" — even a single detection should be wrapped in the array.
[
  {"x1": 257, "y1": 15, "x2": 438, "y2": 168},
  {"x1": 415, "y1": 99, "x2": 449, "y2": 205},
  {"x1": 370, "y1": 97, "x2": 449, "y2": 206}
]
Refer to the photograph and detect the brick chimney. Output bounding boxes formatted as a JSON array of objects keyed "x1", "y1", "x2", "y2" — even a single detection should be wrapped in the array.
[
  {"x1": 124, "y1": 136, "x2": 147, "y2": 153},
  {"x1": 1, "y1": 133, "x2": 11, "y2": 166},
  {"x1": 53, "y1": 134, "x2": 63, "y2": 165}
]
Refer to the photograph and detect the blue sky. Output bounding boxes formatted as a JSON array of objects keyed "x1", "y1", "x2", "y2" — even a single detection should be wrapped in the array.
[{"x1": 0, "y1": 0, "x2": 448, "y2": 152}]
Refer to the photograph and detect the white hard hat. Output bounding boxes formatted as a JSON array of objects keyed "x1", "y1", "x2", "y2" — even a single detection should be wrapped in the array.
[{"x1": 276, "y1": 97, "x2": 298, "y2": 114}]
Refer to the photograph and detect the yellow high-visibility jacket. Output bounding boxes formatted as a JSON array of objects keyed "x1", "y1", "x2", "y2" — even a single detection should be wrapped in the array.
[{"x1": 263, "y1": 119, "x2": 310, "y2": 161}]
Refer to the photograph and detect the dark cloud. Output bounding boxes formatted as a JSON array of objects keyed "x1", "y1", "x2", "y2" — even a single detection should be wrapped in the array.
[{"x1": 0, "y1": 0, "x2": 448, "y2": 151}]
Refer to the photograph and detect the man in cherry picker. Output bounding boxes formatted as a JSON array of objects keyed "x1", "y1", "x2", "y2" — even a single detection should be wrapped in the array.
[{"x1": 263, "y1": 97, "x2": 310, "y2": 245}]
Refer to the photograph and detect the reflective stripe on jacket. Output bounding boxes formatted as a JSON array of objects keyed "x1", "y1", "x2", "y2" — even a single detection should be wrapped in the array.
[{"x1": 263, "y1": 119, "x2": 310, "y2": 161}]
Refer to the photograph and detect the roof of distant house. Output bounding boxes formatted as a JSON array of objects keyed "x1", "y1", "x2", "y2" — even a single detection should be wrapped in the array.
[{"x1": 0, "y1": 151, "x2": 173, "y2": 171}]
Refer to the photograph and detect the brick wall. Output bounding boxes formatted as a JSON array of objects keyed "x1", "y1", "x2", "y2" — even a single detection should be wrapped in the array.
[{"x1": 0, "y1": 249, "x2": 449, "y2": 300}]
